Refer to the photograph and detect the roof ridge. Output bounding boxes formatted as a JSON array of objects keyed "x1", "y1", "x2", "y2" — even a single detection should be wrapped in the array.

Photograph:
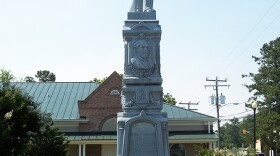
[{"x1": 79, "y1": 71, "x2": 122, "y2": 103}]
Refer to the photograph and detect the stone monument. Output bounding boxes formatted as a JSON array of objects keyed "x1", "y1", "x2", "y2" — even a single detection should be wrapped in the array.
[{"x1": 117, "y1": 1, "x2": 169, "y2": 156}]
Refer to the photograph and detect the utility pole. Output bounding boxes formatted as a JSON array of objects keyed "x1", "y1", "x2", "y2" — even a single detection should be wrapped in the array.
[
  {"x1": 205, "y1": 77, "x2": 230, "y2": 150},
  {"x1": 179, "y1": 101, "x2": 199, "y2": 111}
]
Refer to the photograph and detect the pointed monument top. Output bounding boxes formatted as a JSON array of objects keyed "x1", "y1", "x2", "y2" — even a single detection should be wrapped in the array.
[
  {"x1": 128, "y1": 0, "x2": 156, "y2": 20},
  {"x1": 130, "y1": 0, "x2": 155, "y2": 12}
]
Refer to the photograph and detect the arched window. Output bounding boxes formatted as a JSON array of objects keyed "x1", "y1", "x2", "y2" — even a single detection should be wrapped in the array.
[
  {"x1": 170, "y1": 144, "x2": 185, "y2": 156},
  {"x1": 102, "y1": 118, "x2": 117, "y2": 131}
]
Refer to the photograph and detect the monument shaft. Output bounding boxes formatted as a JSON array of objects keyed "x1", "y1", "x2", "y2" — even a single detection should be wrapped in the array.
[{"x1": 117, "y1": 1, "x2": 169, "y2": 156}]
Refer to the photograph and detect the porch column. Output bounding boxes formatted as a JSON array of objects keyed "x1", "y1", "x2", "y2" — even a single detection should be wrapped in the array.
[
  {"x1": 213, "y1": 142, "x2": 216, "y2": 149},
  {"x1": 83, "y1": 144, "x2": 86, "y2": 156},
  {"x1": 209, "y1": 142, "x2": 212, "y2": 149},
  {"x1": 208, "y1": 121, "x2": 211, "y2": 134},
  {"x1": 79, "y1": 144, "x2": 82, "y2": 156}
]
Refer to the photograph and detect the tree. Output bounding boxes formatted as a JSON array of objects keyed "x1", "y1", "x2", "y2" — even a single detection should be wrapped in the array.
[
  {"x1": 163, "y1": 93, "x2": 177, "y2": 105},
  {"x1": 0, "y1": 85, "x2": 68, "y2": 155},
  {"x1": 0, "y1": 86, "x2": 39, "y2": 155},
  {"x1": 243, "y1": 37, "x2": 280, "y2": 153},
  {"x1": 220, "y1": 118, "x2": 242, "y2": 148},
  {"x1": 24, "y1": 76, "x2": 36, "y2": 82},
  {"x1": 0, "y1": 68, "x2": 14, "y2": 82},
  {"x1": 256, "y1": 111, "x2": 280, "y2": 152},
  {"x1": 239, "y1": 115, "x2": 254, "y2": 147},
  {"x1": 89, "y1": 74, "x2": 123, "y2": 84},
  {"x1": 89, "y1": 77, "x2": 107, "y2": 83},
  {"x1": 35, "y1": 70, "x2": 56, "y2": 82},
  {"x1": 27, "y1": 113, "x2": 69, "y2": 156}
]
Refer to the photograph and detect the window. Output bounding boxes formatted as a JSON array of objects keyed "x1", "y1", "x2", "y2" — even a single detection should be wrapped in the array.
[
  {"x1": 170, "y1": 144, "x2": 185, "y2": 156},
  {"x1": 102, "y1": 118, "x2": 117, "y2": 131}
]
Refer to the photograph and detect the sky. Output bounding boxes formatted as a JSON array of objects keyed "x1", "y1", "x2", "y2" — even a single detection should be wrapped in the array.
[{"x1": 1, "y1": 0, "x2": 280, "y2": 126}]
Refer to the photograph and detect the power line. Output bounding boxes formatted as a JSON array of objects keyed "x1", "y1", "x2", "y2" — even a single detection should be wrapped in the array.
[
  {"x1": 221, "y1": 115, "x2": 252, "y2": 121},
  {"x1": 207, "y1": 0, "x2": 280, "y2": 77},
  {"x1": 187, "y1": 1, "x2": 280, "y2": 110},
  {"x1": 220, "y1": 102, "x2": 280, "y2": 121},
  {"x1": 224, "y1": 12, "x2": 280, "y2": 76},
  {"x1": 204, "y1": 107, "x2": 217, "y2": 114},
  {"x1": 204, "y1": 102, "x2": 244, "y2": 115},
  {"x1": 220, "y1": 109, "x2": 253, "y2": 118}
]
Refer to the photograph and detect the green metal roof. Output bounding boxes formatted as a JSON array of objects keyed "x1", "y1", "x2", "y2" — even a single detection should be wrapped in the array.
[
  {"x1": 162, "y1": 103, "x2": 214, "y2": 119},
  {"x1": 169, "y1": 133, "x2": 218, "y2": 141},
  {"x1": 63, "y1": 132, "x2": 218, "y2": 141},
  {"x1": 12, "y1": 82, "x2": 99, "y2": 119},
  {"x1": 11, "y1": 82, "x2": 214, "y2": 120}
]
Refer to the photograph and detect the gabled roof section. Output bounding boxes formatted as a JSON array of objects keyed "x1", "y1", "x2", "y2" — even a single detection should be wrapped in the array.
[
  {"x1": 80, "y1": 71, "x2": 122, "y2": 104},
  {"x1": 162, "y1": 103, "x2": 215, "y2": 120},
  {"x1": 12, "y1": 82, "x2": 99, "y2": 119}
]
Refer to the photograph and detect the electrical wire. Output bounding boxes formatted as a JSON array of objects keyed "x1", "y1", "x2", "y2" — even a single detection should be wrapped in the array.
[
  {"x1": 207, "y1": 0, "x2": 280, "y2": 77},
  {"x1": 219, "y1": 102, "x2": 280, "y2": 121},
  {"x1": 204, "y1": 102, "x2": 244, "y2": 115},
  {"x1": 224, "y1": 13, "x2": 280, "y2": 76},
  {"x1": 220, "y1": 109, "x2": 253, "y2": 118},
  {"x1": 183, "y1": 0, "x2": 280, "y2": 112}
]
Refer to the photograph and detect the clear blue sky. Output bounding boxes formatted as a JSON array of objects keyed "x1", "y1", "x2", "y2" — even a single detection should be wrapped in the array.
[{"x1": 1, "y1": 0, "x2": 280, "y2": 124}]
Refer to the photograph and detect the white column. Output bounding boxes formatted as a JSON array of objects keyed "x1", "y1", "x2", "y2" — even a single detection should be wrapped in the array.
[
  {"x1": 79, "y1": 144, "x2": 82, "y2": 156},
  {"x1": 270, "y1": 149, "x2": 274, "y2": 156},
  {"x1": 208, "y1": 121, "x2": 211, "y2": 134},
  {"x1": 213, "y1": 142, "x2": 216, "y2": 149},
  {"x1": 209, "y1": 142, "x2": 212, "y2": 149},
  {"x1": 83, "y1": 144, "x2": 86, "y2": 156}
]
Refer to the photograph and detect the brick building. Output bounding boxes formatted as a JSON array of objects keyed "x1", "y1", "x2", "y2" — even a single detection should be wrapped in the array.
[{"x1": 13, "y1": 71, "x2": 218, "y2": 156}]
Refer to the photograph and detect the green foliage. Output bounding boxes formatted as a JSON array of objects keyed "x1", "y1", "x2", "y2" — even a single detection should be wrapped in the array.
[
  {"x1": 256, "y1": 110, "x2": 280, "y2": 152},
  {"x1": 163, "y1": 93, "x2": 177, "y2": 105},
  {"x1": 220, "y1": 118, "x2": 242, "y2": 148},
  {"x1": 27, "y1": 114, "x2": 69, "y2": 156},
  {"x1": 0, "y1": 68, "x2": 14, "y2": 82},
  {"x1": 194, "y1": 146, "x2": 215, "y2": 156},
  {"x1": 35, "y1": 70, "x2": 56, "y2": 82},
  {"x1": 242, "y1": 37, "x2": 280, "y2": 108},
  {"x1": 89, "y1": 77, "x2": 107, "y2": 83},
  {"x1": 243, "y1": 37, "x2": 280, "y2": 152},
  {"x1": 89, "y1": 74, "x2": 123, "y2": 83},
  {"x1": 0, "y1": 85, "x2": 40, "y2": 155},
  {"x1": 194, "y1": 146, "x2": 229, "y2": 156},
  {"x1": 239, "y1": 115, "x2": 254, "y2": 147},
  {"x1": 0, "y1": 85, "x2": 68, "y2": 155},
  {"x1": 24, "y1": 76, "x2": 36, "y2": 82},
  {"x1": 230, "y1": 148, "x2": 244, "y2": 156}
]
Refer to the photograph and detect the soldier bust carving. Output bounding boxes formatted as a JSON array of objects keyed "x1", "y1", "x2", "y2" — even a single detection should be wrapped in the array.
[
  {"x1": 130, "y1": 0, "x2": 155, "y2": 12},
  {"x1": 131, "y1": 39, "x2": 155, "y2": 70}
]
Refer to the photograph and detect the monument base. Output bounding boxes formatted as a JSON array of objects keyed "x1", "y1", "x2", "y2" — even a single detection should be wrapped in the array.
[{"x1": 117, "y1": 110, "x2": 169, "y2": 156}]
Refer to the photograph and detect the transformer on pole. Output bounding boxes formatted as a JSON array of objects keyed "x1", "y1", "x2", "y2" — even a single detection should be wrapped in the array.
[{"x1": 205, "y1": 77, "x2": 230, "y2": 150}]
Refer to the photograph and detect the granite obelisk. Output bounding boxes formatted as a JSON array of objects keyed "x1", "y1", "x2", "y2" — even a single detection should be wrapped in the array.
[{"x1": 117, "y1": 1, "x2": 169, "y2": 156}]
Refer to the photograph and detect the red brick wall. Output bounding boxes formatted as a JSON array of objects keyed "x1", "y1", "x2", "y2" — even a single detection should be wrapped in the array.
[{"x1": 78, "y1": 72, "x2": 122, "y2": 132}]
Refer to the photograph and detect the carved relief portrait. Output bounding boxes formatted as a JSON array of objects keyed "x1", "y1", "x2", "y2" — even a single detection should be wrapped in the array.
[
  {"x1": 131, "y1": 39, "x2": 155, "y2": 70},
  {"x1": 127, "y1": 35, "x2": 156, "y2": 77}
]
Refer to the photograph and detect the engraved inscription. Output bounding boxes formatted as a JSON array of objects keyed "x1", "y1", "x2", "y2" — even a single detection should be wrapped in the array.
[{"x1": 129, "y1": 122, "x2": 158, "y2": 156}]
